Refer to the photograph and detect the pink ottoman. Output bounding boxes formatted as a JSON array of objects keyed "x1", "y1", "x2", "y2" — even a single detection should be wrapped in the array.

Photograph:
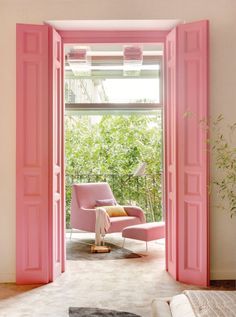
[{"x1": 122, "y1": 222, "x2": 165, "y2": 251}]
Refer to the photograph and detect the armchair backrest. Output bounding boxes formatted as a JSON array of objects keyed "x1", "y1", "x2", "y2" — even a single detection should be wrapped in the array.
[{"x1": 73, "y1": 182, "x2": 117, "y2": 209}]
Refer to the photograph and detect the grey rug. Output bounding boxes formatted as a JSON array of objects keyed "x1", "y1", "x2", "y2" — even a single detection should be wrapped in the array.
[
  {"x1": 66, "y1": 239, "x2": 141, "y2": 261},
  {"x1": 69, "y1": 307, "x2": 141, "y2": 316}
]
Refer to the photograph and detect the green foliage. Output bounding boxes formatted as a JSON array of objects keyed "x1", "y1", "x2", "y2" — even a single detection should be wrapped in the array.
[
  {"x1": 65, "y1": 113, "x2": 163, "y2": 226},
  {"x1": 210, "y1": 115, "x2": 236, "y2": 218}
]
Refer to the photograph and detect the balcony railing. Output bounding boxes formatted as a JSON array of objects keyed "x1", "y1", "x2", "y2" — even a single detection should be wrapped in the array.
[{"x1": 66, "y1": 172, "x2": 163, "y2": 226}]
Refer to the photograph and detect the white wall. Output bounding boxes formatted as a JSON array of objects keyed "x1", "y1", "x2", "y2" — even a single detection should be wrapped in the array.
[{"x1": 0, "y1": 0, "x2": 236, "y2": 282}]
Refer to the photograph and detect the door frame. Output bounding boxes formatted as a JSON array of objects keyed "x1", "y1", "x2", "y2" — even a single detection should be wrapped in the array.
[
  {"x1": 60, "y1": 29, "x2": 167, "y2": 225},
  {"x1": 16, "y1": 23, "x2": 209, "y2": 285}
]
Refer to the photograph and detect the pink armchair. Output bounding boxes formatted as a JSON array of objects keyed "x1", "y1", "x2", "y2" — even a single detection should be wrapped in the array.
[{"x1": 70, "y1": 182, "x2": 146, "y2": 234}]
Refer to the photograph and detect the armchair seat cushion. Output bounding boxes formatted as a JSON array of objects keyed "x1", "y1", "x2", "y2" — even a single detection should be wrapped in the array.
[{"x1": 108, "y1": 216, "x2": 143, "y2": 233}]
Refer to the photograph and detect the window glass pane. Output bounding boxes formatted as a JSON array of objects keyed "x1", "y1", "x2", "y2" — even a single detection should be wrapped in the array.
[
  {"x1": 65, "y1": 110, "x2": 163, "y2": 223},
  {"x1": 64, "y1": 44, "x2": 163, "y2": 104}
]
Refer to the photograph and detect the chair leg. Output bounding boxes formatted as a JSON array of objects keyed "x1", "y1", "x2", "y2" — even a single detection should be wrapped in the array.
[
  {"x1": 101, "y1": 234, "x2": 105, "y2": 246},
  {"x1": 122, "y1": 238, "x2": 126, "y2": 248},
  {"x1": 70, "y1": 228, "x2": 73, "y2": 240}
]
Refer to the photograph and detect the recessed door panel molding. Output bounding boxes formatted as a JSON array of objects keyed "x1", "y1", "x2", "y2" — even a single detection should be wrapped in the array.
[
  {"x1": 24, "y1": 174, "x2": 41, "y2": 196},
  {"x1": 184, "y1": 202, "x2": 201, "y2": 271},
  {"x1": 22, "y1": 62, "x2": 41, "y2": 167},
  {"x1": 25, "y1": 205, "x2": 42, "y2": 270},
  {"x1": 183, "y1": 59, "x2": 201, "y2": 167},
  {"x1": 184, "y1": 173, "x2": 201, "y2": 196}
]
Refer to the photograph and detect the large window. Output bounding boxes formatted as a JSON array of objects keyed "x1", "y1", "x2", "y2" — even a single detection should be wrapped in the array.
[{"x1": 64, "y1": 43, "x2": 164, "y2": 226}]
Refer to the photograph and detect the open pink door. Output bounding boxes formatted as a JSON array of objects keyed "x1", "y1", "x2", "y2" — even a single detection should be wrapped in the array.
[
  {"x1": 177, "y1": 20, "x2": 209, "y2": 286},
  {"x1": 49, "y1": 28, "x2": 65, "y2": 280},
  {"x1": 165, "y1": 20, "x2": 209, "y2": 286},
  {"x1": 16, "y1": 24, "x2": 64, "y2": 284},
  {"x1": 165, "y1": 27, "x2": 177, "y2": 280}
]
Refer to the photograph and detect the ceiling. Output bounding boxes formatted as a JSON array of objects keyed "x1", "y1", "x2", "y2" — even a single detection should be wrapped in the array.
[{"x1": 46, "y1": 19, "x2": 181, "y2": 31}]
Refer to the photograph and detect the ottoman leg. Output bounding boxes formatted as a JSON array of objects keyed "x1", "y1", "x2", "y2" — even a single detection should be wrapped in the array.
[
  {"x1": 70, "y1": 228, "x2": 73, "y2": 240},
  {"x1": 146, "y1": 241, "x2": 148, "y2": 252}
]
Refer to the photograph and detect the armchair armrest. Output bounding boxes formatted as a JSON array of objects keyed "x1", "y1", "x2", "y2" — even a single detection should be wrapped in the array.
[
  {"x1": 80, "y1": 207, "x2": 97, "y2": 213},
  {"x1": 70, "y1": 206, "x2": 97, "y2": 231},
  {"x1": 123, "y1": 206, "x2": 146, "y2": 223}
]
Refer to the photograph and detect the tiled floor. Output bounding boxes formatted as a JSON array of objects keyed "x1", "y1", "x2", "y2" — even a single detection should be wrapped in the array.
[{"x1": 0, "y1": 232, "x2": 199, "y2": 317}]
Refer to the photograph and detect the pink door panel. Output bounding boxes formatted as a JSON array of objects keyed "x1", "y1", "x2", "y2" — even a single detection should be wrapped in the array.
[
  {"x1": 177, "y1": 20, "x2": 209, "y2": 286},
  {"x1": 165, "y1": 27, "x2": 177, "y2": 279},
  {"x1": 165, "y1": 20, "x2": 209, "y2": 286},
  {"x1": 49, "y1": 28, "x2": 64, "y2": 281},
  {"x1": 16, "y1": 24, "x2": 64, "y2": 284},
  {"x1": 16, "y1": 24, "x2": 50, "y2": 283}
]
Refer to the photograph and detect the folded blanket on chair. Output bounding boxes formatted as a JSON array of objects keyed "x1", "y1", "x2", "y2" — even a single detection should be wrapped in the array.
[
  {"x1": 95, "y1": 207, "x2": 111, "y2": 246},
  {"x1": 184, "y1": 290, "x2": 236, "y2": 317}
]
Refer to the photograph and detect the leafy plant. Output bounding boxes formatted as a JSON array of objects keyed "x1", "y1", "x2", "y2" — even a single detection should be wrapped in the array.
[{"x1": 209, "y1": 115, "x2": 236, "y2": 217}]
